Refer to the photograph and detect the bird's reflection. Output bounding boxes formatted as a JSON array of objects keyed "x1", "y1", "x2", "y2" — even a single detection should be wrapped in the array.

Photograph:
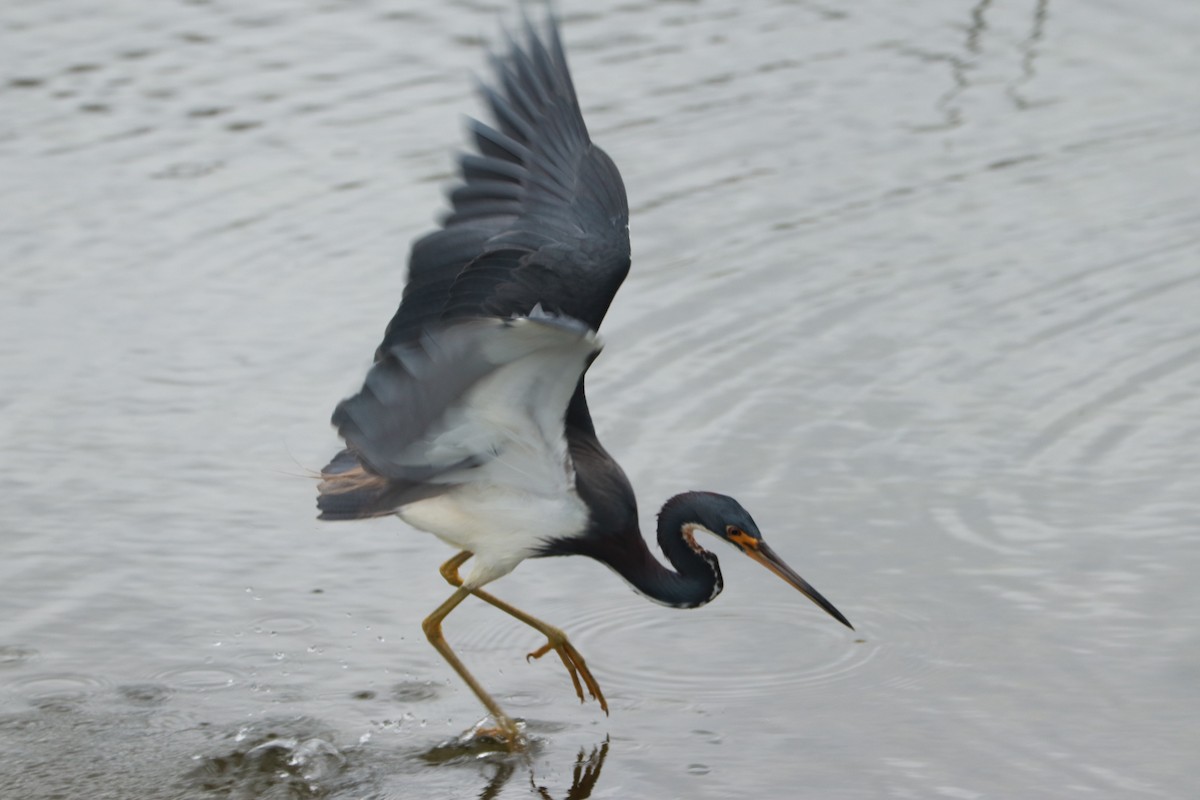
[
  {"x1": 529, "y1": 739, "x2": 609, "y2": 800},
  {"x1": 419, "y1": 728, "x2": 610, "y2": 800},
  {"x1": 472, "y1": 738, "x2": 610, "y2": 800},
  {"x1": 476, "y1": 760, "x2": 516, "y2": 800}
]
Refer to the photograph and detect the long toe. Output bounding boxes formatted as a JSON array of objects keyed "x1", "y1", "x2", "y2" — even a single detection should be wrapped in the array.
[{"x1": 527, "y1": 635, "x2": 608, "y2": 714}]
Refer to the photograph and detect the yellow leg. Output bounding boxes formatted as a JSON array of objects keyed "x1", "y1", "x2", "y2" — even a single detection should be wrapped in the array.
[
  {"x1": 438, "y1": 551, "x2": 473, "y2": 585},
  {"x1": 421, "y1": 585, "x2": 521, "y2": 746},
  {"x1": 438, "y1": 552, "x2": 608, "y2": 715}
]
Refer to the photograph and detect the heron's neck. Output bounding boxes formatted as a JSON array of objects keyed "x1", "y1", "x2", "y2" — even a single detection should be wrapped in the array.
[{"x1": 613, "y1": 502, "x2": 723, "y2": 609}]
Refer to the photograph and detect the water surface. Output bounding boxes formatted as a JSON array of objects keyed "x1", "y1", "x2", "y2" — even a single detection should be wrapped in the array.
[{"x1": 2, "y1": 0, "x2": 1198, "y2": 797}]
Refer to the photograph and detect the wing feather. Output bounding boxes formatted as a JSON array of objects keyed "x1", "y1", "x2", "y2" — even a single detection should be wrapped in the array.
[
  {"x1": 319, "y1": 15, "x2": 622, "y2": 520},
  {"x1": 376, "y1": 14, "x2": 630, "y2": 353},
  {"x1": 325, "y1": 312, "x2": 600, "y2": 501}
]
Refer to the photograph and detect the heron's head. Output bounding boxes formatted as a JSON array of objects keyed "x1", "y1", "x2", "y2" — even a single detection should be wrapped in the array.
[{"x1": 665, "y1": 492, "x2": 854, "y2": 630}]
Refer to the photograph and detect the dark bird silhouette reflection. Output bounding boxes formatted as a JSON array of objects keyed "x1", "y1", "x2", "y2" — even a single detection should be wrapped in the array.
[{"x1": 421, "y1": 734, "x2": 609, "y2": 800}]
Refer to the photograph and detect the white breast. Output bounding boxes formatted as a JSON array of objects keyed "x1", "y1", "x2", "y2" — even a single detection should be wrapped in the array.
[
  {"x1": 399, "y1": 483, "x2": 589, "y2": 587},
  {"x1": 333, "y1": 310, "x2": 602, "y2": 585}
]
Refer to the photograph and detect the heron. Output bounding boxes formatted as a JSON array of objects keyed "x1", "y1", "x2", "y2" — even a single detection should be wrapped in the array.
[{"x1": 318, "y1": 12, "x2": 853, "y2": 747}]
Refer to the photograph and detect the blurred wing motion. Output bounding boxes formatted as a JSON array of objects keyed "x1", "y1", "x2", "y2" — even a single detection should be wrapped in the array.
[{"x1": 320, "y1": 17, "x2": 627, "y2": 520}]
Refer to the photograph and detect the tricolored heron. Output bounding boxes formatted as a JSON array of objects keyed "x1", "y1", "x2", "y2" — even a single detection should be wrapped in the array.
[{"x1": 318, "y1": 13, "x2": 852, "y2": 746}]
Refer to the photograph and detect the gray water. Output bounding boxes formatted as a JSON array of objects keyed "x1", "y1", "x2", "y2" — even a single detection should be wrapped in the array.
[{"x1": 2, "y1": 0, "x2": 1198, "y2": 797}]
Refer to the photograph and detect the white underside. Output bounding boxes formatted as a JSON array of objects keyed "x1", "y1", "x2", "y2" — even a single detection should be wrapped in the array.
[
  {"x1": 371, "y1": 312, "x2": 600, "y2": 588},
  {"x1": 398, "y1": 484, "x2": 589, "y2": 587}
]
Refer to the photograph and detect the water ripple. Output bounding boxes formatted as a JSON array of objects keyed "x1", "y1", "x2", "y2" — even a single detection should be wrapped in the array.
[
  {"x1": 6, "y1": 672, "x2": 109, "y2": 709},
  {"x1": 153, "y1": 664, "x2": 245, "y2": 692},
  {"x1": 504, "y1": 597, "x2": 880, "y2": 702}
]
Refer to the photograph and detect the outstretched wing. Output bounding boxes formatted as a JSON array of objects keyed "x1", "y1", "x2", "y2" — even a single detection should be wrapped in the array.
[{"x1": 375, "y1": 14, "x2": 631, "y2": 358}]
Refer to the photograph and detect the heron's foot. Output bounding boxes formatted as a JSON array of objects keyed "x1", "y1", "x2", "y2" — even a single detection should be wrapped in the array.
[
  {"x1": 526, "y1": 628, "x2": 608, "y2": 715},
  {"x1": 466, "y1": 715, "x2": 526, "y2": 751}
]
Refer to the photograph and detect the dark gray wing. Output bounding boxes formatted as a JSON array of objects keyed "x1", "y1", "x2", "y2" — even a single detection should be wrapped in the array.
[{"x1": 375, "y1": 14, "x2": 631, "y2": 358}]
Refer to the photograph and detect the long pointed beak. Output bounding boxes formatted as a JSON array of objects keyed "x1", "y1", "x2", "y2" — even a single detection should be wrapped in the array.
[{"x1": 744, "y1": 541, "x2": 854, "y2": 630}]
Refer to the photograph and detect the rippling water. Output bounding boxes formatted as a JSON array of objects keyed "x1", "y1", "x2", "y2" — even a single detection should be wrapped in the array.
[{"x1": 3, "y1": 0, "x2": 1198, "y2": 797}]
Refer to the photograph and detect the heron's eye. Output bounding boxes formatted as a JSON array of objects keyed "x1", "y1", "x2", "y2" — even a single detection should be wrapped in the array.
[{"x1": 726, "y1": 525, "x2": 742, "y2": 538}]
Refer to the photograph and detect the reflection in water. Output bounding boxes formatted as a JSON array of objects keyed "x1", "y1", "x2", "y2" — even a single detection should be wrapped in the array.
[
  {"x1": 1008, "y1": 0, "x2": 1051, "y2": 109},
  {"x1": 897, "y1": 0, "x2": 1054, "y2": 129},
  {"x1": 4, "y1": 0, "x2": 1199, "y2": 796},
  {"x1": 529, "y1": 740, "x2": 610, "y2": 800},
  {"x1": 185, "y1": 714, "x2": 611, "y2": 799},
  {"x1": 965, "y1": 0, "x2": 993, "y2": 55},
  {"x1": 421, "y1": 731, "x2": 611, "y2": 800}
]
